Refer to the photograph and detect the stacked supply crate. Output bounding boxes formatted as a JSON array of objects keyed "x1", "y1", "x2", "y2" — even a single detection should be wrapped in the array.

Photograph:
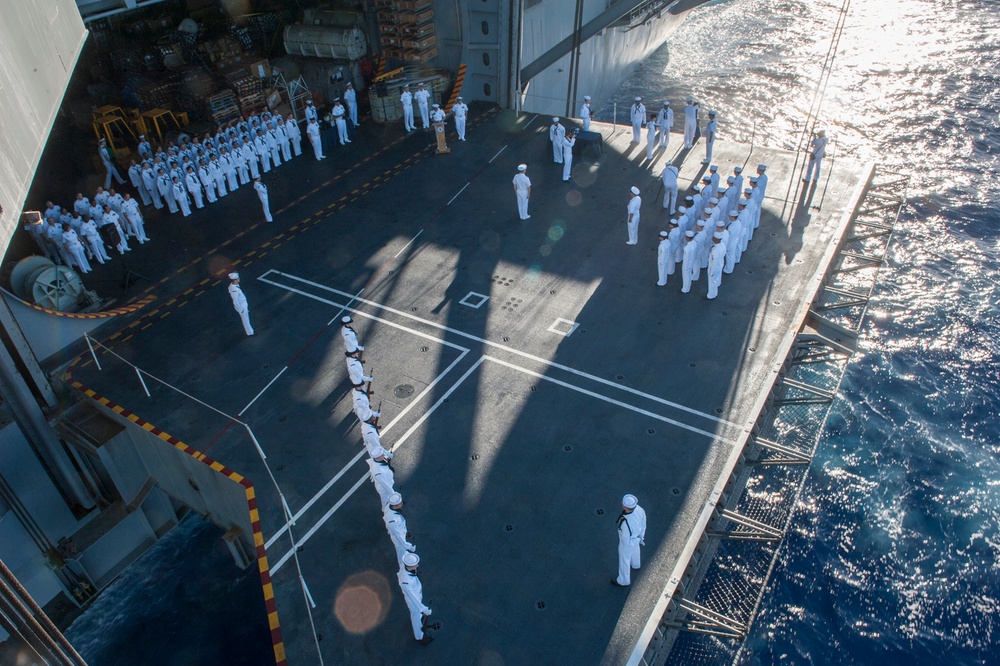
[{"x1": 376, "y1": 0, "x2": 436, "y2": 63}]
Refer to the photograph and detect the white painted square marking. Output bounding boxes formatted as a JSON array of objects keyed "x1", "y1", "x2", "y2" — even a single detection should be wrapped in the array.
[
  {"x1": 459, "y1": 291, "x2": 490, "y2": 309},
  {"x1": 548, "y1": 317, "x2": 580, "y2": 337}
]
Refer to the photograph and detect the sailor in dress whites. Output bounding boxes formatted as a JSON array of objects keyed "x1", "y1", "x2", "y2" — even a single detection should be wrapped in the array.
[
  {"x1": 304, "y1": 98, "x2": 318, "y2": 124},
  {"x1": 142, "y1": 163, "x2": 163, "y2": 209},
  {"x1": 286, "y1": 115, "x2": 302, "y2": 157},
  {"x1": 724, "y1": 210, "x2": 741, "y2": 273},
  {"x1": 219, "y1": 147, "x2": 239, "y2": 192},
  {"x1": 383, "y1": 492, "x2": 416, "y2": 568},
  {"x1": 630, "y1": 97, "x2": 646, "y2": 143},
  {"x1": 562, "y1": 129, "x2": 578, "y2": 181},
  {"x1": 253, "y1": 177, "x2": 273, "y2": 223},
  {"x1": 707, "y1": 232, "x2": 727, "y2": 299},
  {"x1": 79, "y1": 216, "x2": 109, "y2": 264},
  {"x1": 683, "y1": 97, "x2": 697, "y2": 149},
  {"x1": 228, "y1": 272, "x2": 254, "y2": 336},
  {"x1": 346, "y1": 354, "x2": 372, "y2": 389},
  {"x1": 209, "y1": 155, "x2": 228, "y2": 198},
  {"x1": 549, "y1": 118, "x2": 566, "y2": 163},
  {"x1": 756, "y1": 164, "x2": 769, "y2": 200},
  {"x1": 656, "y1": 230, "x2": 670, "y2": 286},
  {"x1": 60, "y1": 223, "x2": 91, "y2": 273},
  {"x1": 646, "y1": 113, "x2": 658, "y2": 161},
  {"x1": 137, "y1": 134, "x2": 152, "y2": 161},
  {"x1": 398, "y1": 552, "x2": 433, "y2": 644},
  {"x1": 626, "y1": 186, "x2": 642, "y2": 245},
  {"x1": 361, "y1": 421, "x2": 387, "y2": 459},
  {"x1": 452, "y1": 96, "x2": 468, "y2": 141},
  {"x1": 306, "y1": 118, "x2": 324, "y2": 161},
  {"x1": 186, "y1": 166, "x2": 204, "y2": 209},
  {"x1": 611, "y1": 494, "x2": 646, "y2": 587},
  {"x1": 681, "y1": 230, "x2": 698, "y2": 293},
  {"x1": 513, "y1": 164, "x2": 531, "y2": 220},
  {"x1": 400, "y1": 84, "x2": 415, "y2": 132},
  {"x1": 196, "y1": 161, "x2": 214, "y2": 204},
  {"x1": 332, "y1": 98, "x2": 350, "y2": 145},
  {"x1": 703, "y1": 110, "x2": 717, "y2": 164},
  {"x1": 414, "y1": 83, "x2": 431, "y2": 129},
  {"x1": 352, "y1": 385, "x2": 380, "y2": 424},
  {"x1": 74, "y1": 193, "x2": 92, "y2": 218},
  {"x1": 666, "y1": 218, "x2": 683, "y2": 277},
  {"x1": 341, "y1": 315, "x2": 365, "y2": 358},
  {"x1": 657, "y1": 101, "x2": 673, "y2": 147},
  {"x1": 803, "y1": 130, "x2": 828, "y2": 182},
  {"x1": 171, "y1": 176, "x2": 191, "y2": 217},
  {"x1": 661, "y1": 163, "x2": 679, "y2": 214},
  {"x1": 580, "y1": 95, "x2": 592, "y2": 132},
  {"x1": 120, "y1": 193, "x2": 149, "y2": 243},
  {"x1": 430, "y1": 103, "x2": 445, "y2": 125},
  {"x1": 344, "y1": 81, "x2": 358, "y2": 127},
  {"x1": 128, "y1": 160, "x2": 152, "y2": 206},
  {"x1": 366, "y1": 447, "x2": 395, "y2": 505}
]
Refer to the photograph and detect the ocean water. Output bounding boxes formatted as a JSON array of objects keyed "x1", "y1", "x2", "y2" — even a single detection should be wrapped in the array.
[{"x1": 601, "y1": 0, "x2": 1000, "y2": 663}]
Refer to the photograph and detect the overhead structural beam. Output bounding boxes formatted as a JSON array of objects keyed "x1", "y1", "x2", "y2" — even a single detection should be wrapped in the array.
[{"x1": 519, "y1": 0, "x2": 655, "y2": 86}]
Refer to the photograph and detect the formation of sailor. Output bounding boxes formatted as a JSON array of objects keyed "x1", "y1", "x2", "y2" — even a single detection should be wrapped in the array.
[
  {"x1": 512, "y1": 164, "x2": 532, "y2": 220},
  {"x1": 630, "y1": 97, "x2": 646, "y2": 143},
  {"x1": 228, "y1": 272, "x2": 254, "y2": 337},
  {"x1": 580, "y1": 95, "x2": 592, "y2": 131},
  {"x1": 339, "y1": 315, "x2": 437, "y2": 645},
  {"x1": 803, "y1": 129, "x2": 828, "y2": 183},
  {"x1": 611, "y1": 494, "x2": 646, "y2": 587},
  {"x1": 549, "y1": 118, "x2": 566, "y2": 163}
]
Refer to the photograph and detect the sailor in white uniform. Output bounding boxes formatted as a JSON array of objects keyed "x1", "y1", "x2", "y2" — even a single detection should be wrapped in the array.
[
  {"x1": 128, "y1": 160, "x2": 152, "y2": 206},
  {"x1": 344, "y1": 82, "x2": 358, "y2": 126},
  {"x1": 703, "y1": 110, "x2": 717, "y2": 164},
  {"x1": 79, "y1": 217, "x2": 109, "y2": 264},
  {"x1": 657, "y1": 101, "x2": 673, "y2": 147},
  {"x1": 667, "y1": 218, "x2": 683, "y2": 276},
  {"x1": 304, "y1": 98, "x2": 318, "y2": 124},
  {"x1": 306, "y1": 118, "x2": 324, "y2": 161},
  {"x1": 732, "y1": 166, "x2": 744, "y2": 204},
  {"x1": 683, "y1": 97, "x2": 697, "y2": 149},
  {"x1": 629, "y1": 97, "x2": 646, "y2": 143},
  {"x1": 681, "y1": 230, "x2": 698, "y2": 294},
  {"x1": 452, "y1": 96, "x2": 468, "y2": 141},
  {"x1": 803, "y1": 130, "x2": 828, "y2": 182},
  {"x1": 626, "y1": 186, "x2": 641, "y2": 245},
  {"x1": 286, "y1": 115, "x2": 302, "y2": 157},
  {"x1": 346, "y1": 355, "x2": 372, "y2": 388},
  {"x1": 756, "y1": 164, "x2": 769, "y2": 200},
  {"x1": 172, "y1": 176, "x2": 191, "y2": 217},
  {"x1": 352, "y1": 385, "x2": 380, "y2": 424},
  {"x1": 228, "y1": 272, "x2": 254, "y2": 336},
  {"x1": 400, "y1": 85, "x2": 415, "y2": 132},
  {"x1": 549, "y1": 118, "x2": 566, "y2": 163},
  {"x1": 724, "y1": 210, "x2": 740, "y2": 273},
  {"x1": 366, "y1": 447, "x2": 395, "y2": 505},
  {"x1": 74, "y1": 194, "x2": 92, "y2": 218},
  {"x1": 253, "y1": 177, "x2": 273, "y2": 223},
  {"x1": 60, "y1": 223, "x2": 91, "y2": 273},
  {"x1": 661, "y1": 164, "x2": 679, "y2": 214},
  {"x1": 656, "y1": 231, "x2": 670, "y2": 286},
  {"x1": 512, "y1": 164, "x2": 531, "y2": 220},
  {"x1": 142, "y1": 163, "x2": 163, "y2": 209},
  {"x1": 383, "y1": 493, "x2": 416, "y2": 568},
  {"x1": 645, "y1": 113, "x2": 658, "y2": 161},
  {"x1": 98, "y1": 139, "x2": 126, "y2": 189},
  {"x1": 398, "y1": 553, "x2": 433, "y2": 644},
  {"x1": 185, "y1": 166, "x2": 204, "y2": 209},
  {"x1": 562, "y1": 129, "x2": 578, "y2": 181},
  {"x1": 120, "y1": 193, "x2": 149, "y2": 243},
  {"x1": 430, "y1": 103, "x2": 445, "y2": 125},
  {"x1": 341, "y1": 315, "x2": 365, "y2": 357},
  {"x1": 332, "y1": 99, "x2": 350, "y2": 145},
  {"x1": 414, "y1": 83, "x2": 431, "y2": 129},
  {"x1": 580, "y1": 95, "x2": 592, "y2": 132},
  {"x1": 612, "y1": 494, "x2": 646, "y2": 587},
  {"x1": 707, "y1": 232, "x2": 727, "y2": 299}
]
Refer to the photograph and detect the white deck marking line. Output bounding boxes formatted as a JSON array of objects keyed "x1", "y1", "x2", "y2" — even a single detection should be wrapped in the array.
[
  {"x1": 324, "y1": 287, "x2": 364, "y2": 326},
  {"x1": 484, "y1": 356, "x2": 734, "y2": 444},
  {"x1": 393, "y1": 229, "x2": 424, "y2": 258},
  {"x1": 458, "y1": 291, "x2": 490, "y2": 309},
  {"x1": 488, "y1": 145, "x2": 508, "y2": 164},
  {"x1": 522, "y1": 114, "x2": 540, "y2": 130},
  {"x1": 547, "y1": 317, "x2": 580, "y2": 337},
  {"x1": 262, "y1": 270, "x2": 740, "y2": 428},
  {"x1": 239, "y1": 366, "x2": 288, "y2": 416},
  {"x1": 270, "y1": 356, "x2": 485, "y2": 573},
  {"x1": 447, "y1": 183, "x2": 470, "y2": 206},
  {"x1": 264, "y1": 347, "x2": 470, "y2": 549}
]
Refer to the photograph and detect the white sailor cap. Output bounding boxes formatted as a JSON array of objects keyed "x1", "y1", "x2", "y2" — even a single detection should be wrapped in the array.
[
  {"x1": 749, "y1": 176, "x2": 759, "y2": 183},
  {"x1": 709, "y1": 164, "x2": 718, "y2": 172},
  {"x1": 622, "y1": 494, "x2": 638, "y2": 508},
  {"x1": 669, "y1": 218, "x2": 680, "y2": 225},
  {"x1": 678, "y1": 205, "x2": 688, "y2": 213},
  {"x1": 734, "y1": 166, "x2": 743, "y2": 173},
  {"x1": 553, "y1": 117, "x2": 561, "y2": 122},
  {"x1": 99, "y1": 138, "x2": 107, "y2": 143},
  {"x1": 708, "y1": 110, "x2": 717, "y2": 116},
  {"x1": 228, "y1": 272, "x2": 239, "y2": 280},
  {"x1": 456, "y1": 96, "x2": 463, "y2": 100},
  {"x1": 716, "y1": 188, "x2": 727, "y2": 197},
  {"x1": 703, "y1": 207, "x2": 712, "y2": 214},
  {"x1": 517, "y1": 164, "x2": 527, "y2": 171},
  {"x1": 635, "y1": 96, "x2": 642, "y2": 101},
  {"x1": 702, "y1": 175, "x2": 712, "y2": 182},
  {"x1": 306, "y1": 99, "x2": 313, "y2": 104},
  {"x1": 584, "y1": 95, "x2": 591, "y2": 101},
  {"x1": 727, "y1": 176, "x2": 736, "y2": 183},
  {"x1": 757, "y1": 164, "x2": 767, "y2": 171},
  {"x1": 403, "y1": 84, "x2": 410, "y2": 88},
  {"x1": 686, "y1": 96, "x2": 694, "y2": 102},
  {"x1": 371, "y1": 446, "x2": 388, "y2": 459},
  {"x1": 691, "y1": 185, "x2": 701, "y2": 192},
  {"x1": 663, "y1": 101, "x2": 670, "y2": 106},
  {"x1": 418, "y1": 82, "x2": 425, "y2": 87},
  {"x1": 346, "y1": 82, "x2": 354, "y2": 87},
  {"x1": 139, "y1": 134, "x2": 145, "y2": 139},
  {"x1": 630, "y1": 186, "x2": 640, "y2": 195},
  {"x1": 729, "y1": 209, "x2": 739, "y2": 216},
  {"x1": 659, "y1": 231, "x2": 668, "y2": 237},
  {"x1": 341, "y1": 315, "x2": 353, "y2": 324},
  {"x1": 685, "y1": 230, "x2": 695, "y2": 238},
  {"x1": 388, "y1": 492, "x2": 402, "y2": 506},
  {"x1": 708, "y1": 197, "x2": 719, "y2": 205},
  {"x1": 432, "y1": 103, "x2": 440, "y2": 108},
  {"x1": 402, "y1": 552, "x2": 419, "y2": 567},
  {"x1": 744, "y1": 187, "x2": 753, "y2": 194},
  {"x1": 713, "y1": 231, "x2": 724, "y2": 239}
]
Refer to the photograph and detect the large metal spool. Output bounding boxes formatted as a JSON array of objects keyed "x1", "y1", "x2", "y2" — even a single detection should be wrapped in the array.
[{"x1": 9, "y1": 257, "x2": 88, "y2": 312}]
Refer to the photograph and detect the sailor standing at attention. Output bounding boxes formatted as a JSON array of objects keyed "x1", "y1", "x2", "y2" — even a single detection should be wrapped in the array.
[
  {"x1": 341, "y1": 315, "x2": 365, "y2": 357},
  {"x1": 646, "y1": 113, "x2": 658, "y2": 161},
  {"x1": 332, "y1": 98, "x2": 350, "y2": 145},
  {"x1": 580, "y1": 95, "x2": 592, "y2": 131},
  {"x1": 304, "y1": 98, "x2": 318, "y2": 124},
  {"x1": 383, "y1": 493, "x2": 416, "y2": 568},
  {"x1": 400, "y1": 84, "x2": 415, "y2": 132},
  {"x1": 681, "y1": 230, "x2": 698, "y2": 293},
  {"x1": 452, "y1": 96, "x2": 468, "y2": 141},
  {"x1": 661, "y1": 163, "x2": 679, "y2": 214},
  {"x1": 707, "y1": 232, "x2": 727, "y2": 300},
  {"x1": 683, "y1": 97, "x2": 697, "y2": 149},
  {"x1": 562, "y1": 129, "x2": 578, "y2": 181},
  {"x1": 656, "y1": 231, "x2": 670, "y2": 286},
  {"x1": 513, "y1": 164, "x2": 531, "y2": 220},
  {"x1": 549, "y1": 118, "x2": 566, "y2": 163},
  {"x1": 666, "y1": 218, "x2": 683, "y2": 277},
  {"x1": 414, "y1": 83, "x2": 431, "y2": 129},
  {"x1": 253, "y1": 177, "x2": 273, "y2": 223},
  {"x1": 626, "y1": 186, "x2": 642, "y2": 245},
  {"x1": 344, "y1": 81, "x2": 358, "y2": 127},
  {"x1": 611, "y1": 494, "x2": 646, "y2": 587},
  {"x1": 657, "y1": 101, "x2": 673, "y2": 147},
  {"x1": 630, "y1": 97, "x2": 646, "y2": 143},
  {"x1": 306, "y1": 118, "x2": 324, "y2": 161},
  {"x1": 803, "y1": 130, "x2": 828, "y2": 183},
  {"x1": 286, "y1": 114, "x2": 302, "y2": 156},
  {"x1": 398, "y1": 553, "x2": 434, "y2": 644},
  {"x1": 703, "y1": 110, "x2": 718, "y2": 164},
  {"x1": 228, "y1": 273, "x2": 254, "y2": 337},
  {"x1": 128, "y1": 160, "x2": 152, "y2": 206},
  {"x1": 756, "y1": 164, "x2": 769, "y2": 200}
]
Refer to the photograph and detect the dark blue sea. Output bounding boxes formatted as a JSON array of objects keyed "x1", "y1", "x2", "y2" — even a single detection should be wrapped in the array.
[
  {"x1": 65, "y1": 0, "x2": 1000, "y2": 664},
  {"x1": 601, "y1": 0, "x2": 1000, "y2": 663}
]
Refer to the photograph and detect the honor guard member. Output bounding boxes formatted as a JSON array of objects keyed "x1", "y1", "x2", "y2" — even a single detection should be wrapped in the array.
[
  {"x1": 513, "y1": 164, "x2": 531, "y2": 220},
  {"x1": 549, "y1": 118, "x2": 566, "y2": 163},
  {"x1": 683, "y1": 97, "x2": 697, "y2": 148},
  {"x1": 452, "y1": 96, "x2": 468, "y2": 141},
  {"x1": 185, "y1": 166, "x2": 204, "y2": 209},
  {"x1": 171, "y1": 176, "x2": 191, "y2": 217},
  {"x1": 630, "y1": 96, "x2": 646, "y2": 143},
  {"x1": 98, "y1": 139, "x2": 126, "y2": 189},
  {"x1": 366, "y1": 447, "x2": 395, "y2": 505},
  {"x1": 612, "y1": 494, "x2": 646, "y2": 587},
  {"x1": 657, "y1": 101, "x2": 673, "y2": 147},
  {"x1": 661, "y1": 163, "x2": 679, "y2": 214},
  {"x1": 341, "y1": 315, "x2": 365, "y2": 357},
  {"x1": 128, "y1": 160, "x2": 152, "y2": 206},
  {"x1": 645, "y1": 113, "x2": 658, "y2": 161},
  {"x1": 398, "y1": 553, "x2": 433, "y2": 644},
  {"x1": 724, "y1": 210, "x2": 741, "y2": 272},
  {"x1": 400, "y1": 84, "x2": 415, "y2": 132},
  {"x1": 361, "y1": 421, "x2": 389, "y2": 459},
  {"x1": 306, "y1": 118, "x2": 324, "y2": 161},
  {"x1": 580, "y1": 95, "x2": 592, "y2": 131},
  {"x1": 198, "y1": 160, "x2": 217, "y2": 204},
  {"x1": 142, "y1": 163, "x2": 163, "y2": 209},
  {"x1": 228, "y1": 273, "x2": 254, "y2": 336},
  {"x1": 680, "y1": 230, "x2": 698, "y2": 293},
  {"x1": 703, "y1": 110, "x2": 717, "y2": 164},
  {"x1": 332, "y1": 98, "x2": 350, "y2": 144},
  {"x1": 562, "y1": 129, "x2": 578, "y2": 181},
  {"x1": 803, "y1": 131, "x2": 828, "y2": 182},
  {"x1": 137, "y1": 134, "x2": 152, "y2": 160},
  {"x1": 414, "y1": 83, "x2": 431, "y2": 129},
  {"x1": 383, "y1": 493, "x2": 416, "y2": 567},
  {"x1": 344, "y1": 81, "x2": 358, "y2": 126},
  {"x1": 346, "y1": 355, "x2": 372, "y2": 388},
  {"x1": 656, "y1": 231, "x2": 670, "y2": 286},
  {"x1": 286, "y1": 114, "x2": 302, "y2": 156},
  {"x1": 707, "y1": 232, "x2": 727, "y2": 299},
  {"x1": 667, "y1": 218, "x2": 683, "y2": 275},
  {"x1": 352, "y1": 385, "x2": 380, "y2": 424},
  {"x1": 253, "y1": 177, "x2": 273, "y2": 223},
  {"x1": 304, "y1": 98, "x2": 318, "y2": 124},
  {"x1": 626, "y1": 186, "x2": 642, "y2": 245}
]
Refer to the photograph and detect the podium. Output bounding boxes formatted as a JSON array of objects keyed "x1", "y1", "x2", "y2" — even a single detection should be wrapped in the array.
[
  {"x1": 434, "y1": 121, "x2": 450, "y2": 154},
  {"x1": 574, "y1": 130, "x2": 603, "y2": 158}
]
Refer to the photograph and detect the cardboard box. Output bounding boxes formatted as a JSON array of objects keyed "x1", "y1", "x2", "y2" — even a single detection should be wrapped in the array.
[
  {"x1": 248, "y1": 58, "x2": 271, "y2": 79},
  {"x1": 265, "y1": 88, "x2": 283, "y2": 109}
]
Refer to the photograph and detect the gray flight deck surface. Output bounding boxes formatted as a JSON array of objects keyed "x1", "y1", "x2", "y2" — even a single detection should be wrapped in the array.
[{"x1": 60, "y1": 106, "x2": 864, "y2": 665}]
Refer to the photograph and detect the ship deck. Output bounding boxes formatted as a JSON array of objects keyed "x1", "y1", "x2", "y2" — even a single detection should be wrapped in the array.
[{"x1": 56, "y1": 106, "x2": 866, "y2": 665}]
